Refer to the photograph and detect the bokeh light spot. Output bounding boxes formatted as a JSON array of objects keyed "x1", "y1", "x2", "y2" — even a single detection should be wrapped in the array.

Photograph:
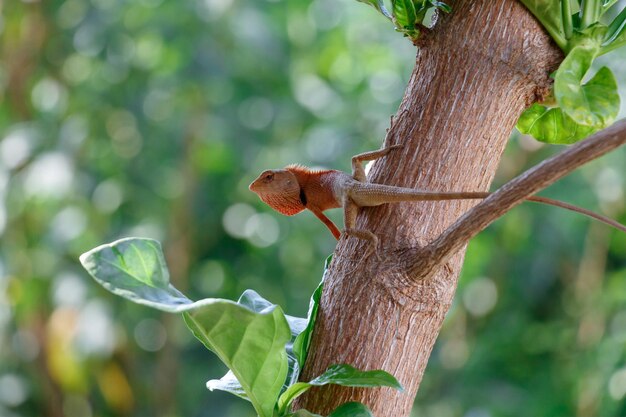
[
  {"x1": 143, "y1": 89, "x2": 173, "y2": 122},
  {"x1": 134, "y1": 33, "x2": 163, "y2": 69},
  {"x1": 0, "y1": 127, "x2": 35, "y2": 170},
  {"x1": 293, "y1": 74, "x2": 342, "y2": 118},
  {"x1": 53, "y1": 272, "x2": 88, "y2": 308},
  {"x1": 238, "y1": 97, "x2": 274, "y2": 130},
  {"x1": 462, "y1": 277, "x2": 498, "y2": 317},
  {"x1": 62, "y1": 54, "x2": 93, "y2": 84},
  {"x1": 0, "y1": 374, "x2": 28, "y2": 407},
  {"x1": 595, "y1": 167, "x2": 623, "y2": 205},
  {"x1": 195, "y1": 260, "x2": 226, "y2": 294},
  {"x1": 73, "y1": 24, "x2": 105, "y2": 57},
  {"x1": 245, "y1": 213, "x2": 280, "y2": 247},
  {"x1": 223, "y1": 203, "x2": 256, "y2": 239},
  {"x1": 50, "y1": 206, "x2": 87, "y2": 242},
  {"x1": 75, "y1": 301, "x2": 116, "y2": 357},
  {"x1": 134, "y1": 318, "x2": 167, "y2": 352},
  {"x1": 608, "y1": 367, "x2": 626, "y2": 400},
  {"x1": 92, "y1": 179, "x2": 124, "y2": 213},
  {"x1": 24, "y1": 152, "x2": 74, "y2": 198},
  {"x1": 56, "y1": 0, "x2": 88, "y2": 29},
  {"x1": 304, "y1": 126, "x2": 341, "y2": 162},
  {"x1": 196, "y1": 0, "x2": 234, "y2": 21}
]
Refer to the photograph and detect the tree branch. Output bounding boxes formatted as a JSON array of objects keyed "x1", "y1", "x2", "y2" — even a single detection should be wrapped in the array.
[{"x1": 408, "y1": 119, "x2": 626, "y2": 279}]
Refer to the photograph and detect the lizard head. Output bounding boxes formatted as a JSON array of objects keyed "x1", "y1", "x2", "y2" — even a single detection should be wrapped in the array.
[{"x1": 249, "y1": 169, "x2": 305, "y2": 216}]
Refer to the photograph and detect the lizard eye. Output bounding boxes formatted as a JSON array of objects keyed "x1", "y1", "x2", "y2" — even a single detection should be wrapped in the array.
[{"x1": 264, "y1": 173, "x2": 274, "y2": 181}]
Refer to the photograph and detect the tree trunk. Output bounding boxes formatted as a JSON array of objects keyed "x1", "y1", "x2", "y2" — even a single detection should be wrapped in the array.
[{"x1": 295, "y1": 1, "x2": 563, "y2": 415}]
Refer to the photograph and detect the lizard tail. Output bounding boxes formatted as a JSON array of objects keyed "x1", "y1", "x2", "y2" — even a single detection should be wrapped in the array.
[
  {"x1": 349, "y1": 183, "x2": 626, "y2": 233},
  {"x1": 349, "y1": 182, "x2": 489, "y2": 206},
  {"x1": 527, "y1": 196, "x2": 626, "y2": 233}
]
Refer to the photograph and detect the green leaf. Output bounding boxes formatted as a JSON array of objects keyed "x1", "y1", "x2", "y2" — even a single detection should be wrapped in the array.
[
  {"x1": 327, "y1": 402, "x2": 375, "y2": 417},
  {"x1": 184, "y1": 300, "x2": 290, "y2": 417},
  {"x1": 307, "y1": 364, "x2": 403, "y2": 390},
  {"x1": 602, "y1": 6, "x2": 626, "y2": 48},
  {"x1": 429, "y1": 0, "x2": 451, "y2": 13},
  {"x1": 80, "y1": 237, "x2": 292, "y2": 417},
  {"x1": 392, "y1": 0, "x2": 418, "y2": 30},
  {"x1": 356, "y1": 0, "x2": 392, "y2": 19},
  {"x1": 277, "y1": 364, "x2": 403, "y2": 415},
  {"x1": 79, "y1": 237, "x2": 194, "y2": 312},
  {"x1": 209, "y1": 311, "x2": 306, "y2": 401},
  {"x1": 283, "y1": 313, "x2": 308, "y2": 389},
  {"x1": 289, "y1": 410, "x2": 323, "y2": 417},
  {"x1": 206, "y1": 371, "x2": 249, "y2": 401},
  {"x1": 516, "y1": 103, "x2": 595, "y2": 144},
  {"x1": 519, "y1": 0, "x2": 567, "y2": 49},
  {"x1": 554, "y1": 46, "x2": 619, "y2": 127},
  {"x1": 292, "y1": 256, "x2": 330, "y2": 368},
  {"x1": 210, "y1": 257, "x2": 330, "y2": 403},
  {"x1": 289, "y1": 403, "x2": 374, "y2": 417},
  {"x1": 602, "y1": 0, "x2": 619, "y2": 13}
]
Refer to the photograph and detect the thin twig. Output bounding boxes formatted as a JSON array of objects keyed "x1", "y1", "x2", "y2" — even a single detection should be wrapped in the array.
[{"x1": 407, "y1": 119, "x2": 626, "y2": 279}]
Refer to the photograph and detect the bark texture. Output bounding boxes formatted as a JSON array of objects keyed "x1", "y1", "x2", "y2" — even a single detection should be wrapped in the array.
[{"x1": 295, "y1": 1, "x2": 563, "y2": 415}]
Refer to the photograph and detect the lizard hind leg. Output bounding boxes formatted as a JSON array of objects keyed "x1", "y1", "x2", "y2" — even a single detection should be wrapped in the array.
[
  {"x1": 344, "y1": 228, "x2": 380, "y2": 261},
  {"x1": 343, "y1": 198, "x2": 381, "y2": 260},
  {"x1": 351, "y1": 144, "x2": 403, "y2": 182}
]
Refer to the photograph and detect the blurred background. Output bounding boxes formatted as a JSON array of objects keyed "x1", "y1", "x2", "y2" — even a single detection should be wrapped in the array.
[{"x1": 1, "y1": 0, "x2": 625, "y2": 416}]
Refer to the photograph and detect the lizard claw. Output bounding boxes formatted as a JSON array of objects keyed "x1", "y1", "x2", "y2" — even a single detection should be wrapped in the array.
[
  {"x1": 386, "y1": 144, "x2": 404, "y2": 151},
  {"x1": 344, "y1": 228, "x2": 381, "y2": 261}
]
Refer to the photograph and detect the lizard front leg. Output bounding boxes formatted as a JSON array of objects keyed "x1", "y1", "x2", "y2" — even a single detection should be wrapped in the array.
[
  {"x1": 310, "y1": 208, "x2": 341, "y2": 240},
  {"x1": 342, "y1": 198, "x2": 380, "y2": 259},
  {"x1": 351, "y1": 144, "x2": 403, "y2": 182}
]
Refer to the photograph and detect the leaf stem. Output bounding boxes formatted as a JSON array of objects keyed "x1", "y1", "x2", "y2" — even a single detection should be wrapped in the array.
[
  {"x1": 562, "y1": 0, "x2": 573, "y2": 39},
  {"x1": 580, "y1": 0, "x2": 600, "y2": 28}
]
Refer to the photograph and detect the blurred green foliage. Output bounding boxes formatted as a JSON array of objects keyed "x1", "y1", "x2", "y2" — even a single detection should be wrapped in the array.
[{"x1": 0, "y1": 0, "x2": 625, "y2": 416}]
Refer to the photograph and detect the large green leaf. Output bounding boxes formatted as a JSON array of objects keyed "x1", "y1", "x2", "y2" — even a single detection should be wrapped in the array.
[
  {"x1": 205, "y1": 289, "x2": 307, "y2": 402},
  {"x1": 516, "y1": 103, "x2": 595, "y2": 144},
  {"x1": 519, "y1": 0, "x2": 567, "y2": 49},
  {"x1": 554, "y1": 46, "x2": 619, "y2": 127},
  {"x1": 277, "y1": 364, "x2": 403, "y2": 415},
  {"x1": 203, "y1": 290, "x2": 306, "y2": 411},
  {"x1": 80, "y1": 237, "x2": 192, "y2": 312},
  {"x1": 184, "y1": 299, "x2": 290, "y2": 417},
  {"x1": 80, "y1": 237, "x2": 292, "y2": 417},
  {"x1": 209, "y1": 259, "x2": 328, "y2": 405}
]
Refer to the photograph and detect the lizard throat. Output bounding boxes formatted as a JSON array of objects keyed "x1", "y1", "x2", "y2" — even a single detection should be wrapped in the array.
[{"x1": 260, "y1": 191, "x2": 305, "y2": 216}]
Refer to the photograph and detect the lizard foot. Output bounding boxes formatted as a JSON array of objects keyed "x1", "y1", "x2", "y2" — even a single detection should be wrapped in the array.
[
  {"x1": 344, "y1": 228, "x2": 381, "y2": 261},
  {"x1": 351, "y1": 144, "x2": 404, "y2": 182}
]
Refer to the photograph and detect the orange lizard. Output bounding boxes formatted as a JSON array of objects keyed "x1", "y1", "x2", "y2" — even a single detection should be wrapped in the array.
[{"x1": 249, "y1": 145, "x2": 626, "y2": 252}]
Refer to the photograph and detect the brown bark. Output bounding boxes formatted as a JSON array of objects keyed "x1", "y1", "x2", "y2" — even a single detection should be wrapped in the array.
[{"x1": 295, "y1": 1, "x2": 563, "y2": 415}]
